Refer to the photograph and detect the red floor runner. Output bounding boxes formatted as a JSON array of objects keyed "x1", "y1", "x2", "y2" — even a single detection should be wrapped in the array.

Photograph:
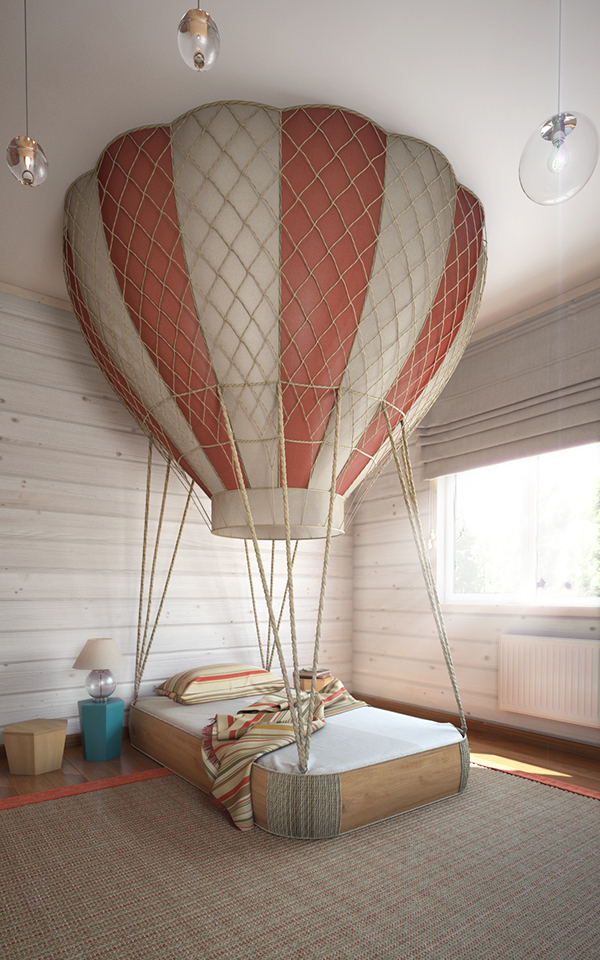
[
  {"x1": 0, "y1": 767, "x2": 174, "y2": 810},
  {"x1": 3, "y1": 763, "x2": 597, "y2": 811},
  {"x1": 471, "y1": 761, "x2": 600, "y2": 799}
]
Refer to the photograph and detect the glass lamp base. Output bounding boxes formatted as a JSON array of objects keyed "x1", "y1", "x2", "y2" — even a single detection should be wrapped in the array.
[{"x1": 85, "y1": 669, "x2": 116, "y2": 701}]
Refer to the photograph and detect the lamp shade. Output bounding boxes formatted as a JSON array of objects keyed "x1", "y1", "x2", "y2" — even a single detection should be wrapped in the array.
[
  {"x1": 519, "y1": 111, "x2": 600, "y2": 205},
  {"x1": 73, "y1": 637, "x2": 128, "y2": 671}
]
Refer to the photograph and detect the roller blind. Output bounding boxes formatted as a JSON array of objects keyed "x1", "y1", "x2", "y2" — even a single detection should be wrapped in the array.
[{"x1": 417, "y1": 289, "x2": 600, "y2": 479}]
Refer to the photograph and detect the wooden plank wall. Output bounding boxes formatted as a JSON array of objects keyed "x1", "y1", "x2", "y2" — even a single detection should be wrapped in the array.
[
  {"x1": 351, "y1": 451, "x2": 600, "y2": 745},
  {"x1": 0, "y1": 292, "x2": 353, "y2": 740},
  {"x1": 3, "y1": 288, "x2": 598, "y2": 749}
]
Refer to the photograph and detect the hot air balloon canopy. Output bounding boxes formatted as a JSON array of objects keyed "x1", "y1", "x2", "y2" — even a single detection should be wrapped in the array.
[{"x1": 64, "y1": 102, "x2": 486, "y2": 540}]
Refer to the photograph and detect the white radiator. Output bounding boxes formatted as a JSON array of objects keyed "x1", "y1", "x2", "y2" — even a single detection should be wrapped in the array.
[{"x1": 499, "y1": 634, "x2": 600, "y2": 727}]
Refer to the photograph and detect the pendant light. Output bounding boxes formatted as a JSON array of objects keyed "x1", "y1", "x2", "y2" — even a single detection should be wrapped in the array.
[
  {"x1": 6, "y1": 0, "x2": 48, "y2": 187},
  {"x1": 177, "y1": 7, "x2": 220, "y2": 72},
  {"x1": 519, "y1": 0, "x2": 598, "y2": 205}
]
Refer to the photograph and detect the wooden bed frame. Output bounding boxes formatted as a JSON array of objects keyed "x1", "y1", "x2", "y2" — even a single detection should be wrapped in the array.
[{"x1": 129, "y1": 703, "x2": 467, "y2": 837}]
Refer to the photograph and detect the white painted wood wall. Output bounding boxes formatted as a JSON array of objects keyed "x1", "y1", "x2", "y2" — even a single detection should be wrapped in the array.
[
  {"x1": 1, "y1": 290, "x2": 598, "y2": 748},
  {"x1": 352, "y1": 452, "x2": 600, "y2": 746},
  {"x1": 0, "y1": 292, "x2": 352, "y2": 740}
]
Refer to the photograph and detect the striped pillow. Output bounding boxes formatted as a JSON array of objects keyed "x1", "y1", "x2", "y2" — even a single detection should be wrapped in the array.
[{"x1": 156, "y1": 664, "x2": 285, "y2": 704}]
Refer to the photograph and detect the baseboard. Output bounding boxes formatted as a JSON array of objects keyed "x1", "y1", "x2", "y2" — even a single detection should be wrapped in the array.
[
  {"x1": 3, "y1": 702, "x2": 596, "y2": 764},
  {"x1": 0, "y1": 726, "x2": 130, "y2": 761},
  {"x1": 355, "y1": 693, "x2": 600, "y2": 762}
]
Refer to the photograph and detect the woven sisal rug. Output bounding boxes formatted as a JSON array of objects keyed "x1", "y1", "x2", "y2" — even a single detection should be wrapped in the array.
[{"x1": 1, "y1": 766, "x2": 597, "y2": 960}]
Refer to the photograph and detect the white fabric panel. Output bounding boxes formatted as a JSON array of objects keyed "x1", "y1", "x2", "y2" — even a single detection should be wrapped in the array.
[
  {"x1": 64, "y1": 172, "x2": 225, "y2": 494},
  {"x1": 417, "y1": 288, "x2": 600, "y2": 478},
  {"x1": 402, "y1": 247, "x2": 486, "y2": 440},
  {"x1": 359, "y1": 251, "x2": 486, "y2": 490},
  {"x1": 309, "y1": 137, "x2": 456, "y2": 492},
  {"x1": 211, "y1": 487, "x2": 345, "y2": 539},
  {"x1": 172, "y1": 103, "x2": 282, "y2": 489},
  {"x1": 134, "y1": 695, "x2": 463, "y2": 775}
]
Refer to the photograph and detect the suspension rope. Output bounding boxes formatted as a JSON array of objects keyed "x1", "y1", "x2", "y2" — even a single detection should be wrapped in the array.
[
  {"x1": 265, "y1": 542, "x2": 276, "y2": 669},
  {"x1": 383, "y1": 410, "x2": 467, "y2": 737},
  {"x1": 244, "y1": 539, "x2": 267, "y2": 669},
  {"x1": 135, "y1": 450, "x2": 171, "y2": 698},
  {"x1": 266, "y1": 541, "x2": 299, "y2": 673},
  {"x1": 276, "y1": 381, "x2": 305, "y2": 760},
  {"x1": 214, "y1": 384, "x2": 308, "y2": 764},
  {"x1": 136, "y1": 477, "x2": 195, "y2": 699},
  {"x1": 218, "y1": 380, "x2": 343, "y2": 771},
  {"x1": 301, "y1": 387, "x2": 343, "y2": 759},
  {"x1": 140, "y1": 458, "x2": 171, "y2": 672},
  {"x1": 134, "y1": 437, "x2": 154, "y2": 699},
  {"x1": 133, "y1": 445, "x2": 194, "y2": 702}
]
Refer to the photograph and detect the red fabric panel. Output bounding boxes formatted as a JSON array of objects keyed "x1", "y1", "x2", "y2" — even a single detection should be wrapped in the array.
[
  {"x1": 280, "y1": 107, "x2": 387, "y2": 488},
  {"x1": 96, "y1": 126, "x2": 240, "y2": 491},
  {"x1": 336, "y1": 187, "x2": 484, "y2": 495},
  {"x1": 64, "y1": 233, "x2": 210, "y2": 496}
]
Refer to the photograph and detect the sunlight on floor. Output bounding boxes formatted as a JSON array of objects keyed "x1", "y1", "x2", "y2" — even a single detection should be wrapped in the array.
[{"x1": 471, "y1": 753, "x2": 573, "y2": 780}]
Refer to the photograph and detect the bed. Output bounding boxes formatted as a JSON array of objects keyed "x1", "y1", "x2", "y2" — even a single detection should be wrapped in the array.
[{"x1": 129, "y1": 670, "x2": 469, "y2": 839}]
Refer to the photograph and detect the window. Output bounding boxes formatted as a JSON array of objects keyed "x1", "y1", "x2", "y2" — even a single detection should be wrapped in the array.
[{"x1": 437, "y1": 443, "x2": 600, "y2": 606}]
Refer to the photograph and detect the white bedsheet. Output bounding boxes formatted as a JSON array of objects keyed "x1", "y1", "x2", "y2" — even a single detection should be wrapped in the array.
[{"x1": 134, "y1": 694, "x2": 463, "y2": 775}]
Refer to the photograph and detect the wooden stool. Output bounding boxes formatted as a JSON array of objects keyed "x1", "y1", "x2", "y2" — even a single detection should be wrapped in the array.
[{"x1": 3, "y1": 718, "x2": 68, "y2": 775}]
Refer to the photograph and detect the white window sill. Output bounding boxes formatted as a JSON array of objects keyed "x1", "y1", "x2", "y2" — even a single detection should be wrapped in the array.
[{"x1": 440, "y1": 600, "x2": 600, "y2": 618}]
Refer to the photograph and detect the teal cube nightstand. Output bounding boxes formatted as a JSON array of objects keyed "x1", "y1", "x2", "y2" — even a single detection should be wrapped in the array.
[{"x1": 78, "y1": 698, "x2": 124, "y2": 761}]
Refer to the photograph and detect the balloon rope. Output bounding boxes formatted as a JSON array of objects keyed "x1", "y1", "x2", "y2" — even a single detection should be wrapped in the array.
[
  {"x1": 244, "y1": 539, "x2": 267, "y2": 669},
  {"x1": 301, "y1": 388, "x2": 342, "y2": 759},
  {"x1": 137, "y1": 477, "x2": 194, "y2": 692},
  {"x1": 276, "y1": 381, "x2": 307, "y2": 766},
  {"x1": 134, "y1": 438, "x2": 154, "y2": 701},
  {"x1": 141, "y1": 459, "x2": 170, "y2": 659},
  {"x1": 264, "y1": 541, "x2": 276, "y2": 669},
  {"x1": 266, "y1": 541, "x2": 299, "y2": 673},
  {"x1": 244, "y1": 537, "x2": 300, "y2": 673},
  {"x1": 383, "y1": 411, "x2": 467, "y2": 737},
  {"x1": 133, "y1": 461, "x2": 194, "y2": 703},
  {"x1": 135, "y1": 456, "x2": 171, "y2": 699},
  {"x1": 215, "y1": 384, "x2": 306, "y2": 760}
]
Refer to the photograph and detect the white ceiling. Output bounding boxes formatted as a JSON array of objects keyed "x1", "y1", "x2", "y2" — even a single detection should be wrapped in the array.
[{"x1": 1, "y1": 0, "x2": 599, "y2": 334}]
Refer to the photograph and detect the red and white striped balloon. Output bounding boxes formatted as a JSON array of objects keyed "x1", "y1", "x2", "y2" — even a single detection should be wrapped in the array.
[{"x1": 64, "y1": 102, "x2": 486, "y2": 539}]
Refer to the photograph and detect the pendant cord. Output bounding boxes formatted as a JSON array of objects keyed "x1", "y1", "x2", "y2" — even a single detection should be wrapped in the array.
[
  {"x1": 557, "y1": 0, "x2": 562, "y2": 118},
  {"x1": 24, "y1": 0, "x2": 29, "y2": 137}
]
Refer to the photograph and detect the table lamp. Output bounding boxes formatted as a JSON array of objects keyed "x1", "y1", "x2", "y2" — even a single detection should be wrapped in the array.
[{"x1": 73, "y1": 637, "x2": 128, "y2": 701}]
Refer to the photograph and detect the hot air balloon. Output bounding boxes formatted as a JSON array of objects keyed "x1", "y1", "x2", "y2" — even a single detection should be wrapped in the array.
[{"x1": 63, "y1": 102, "x2": 486, "y2": 771}]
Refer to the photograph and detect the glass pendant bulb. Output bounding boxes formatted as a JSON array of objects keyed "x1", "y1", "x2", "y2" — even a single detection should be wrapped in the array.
[
  {"x1": 177, "y1": 9, "x2": 220, "y2": 71},
  {"x1": 547, "y1": 140, "x2": 569, "y2": 174},
  {"x1": 6, "y1": 135, "x2": 48, "y2": 187},
  {"x1": 519, "y1": 111, "x2": 599, "y2": 205}
]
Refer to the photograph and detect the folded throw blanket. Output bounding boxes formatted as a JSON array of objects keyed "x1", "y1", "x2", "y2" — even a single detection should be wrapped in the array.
[{"x1": 201, "y1": 678, "x2": 364, "y2": 830}]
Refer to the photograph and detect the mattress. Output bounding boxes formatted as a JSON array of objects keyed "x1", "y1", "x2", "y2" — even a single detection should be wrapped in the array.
[{"x1": 133, "y1": 694, "x2": 464, "y2": 775}]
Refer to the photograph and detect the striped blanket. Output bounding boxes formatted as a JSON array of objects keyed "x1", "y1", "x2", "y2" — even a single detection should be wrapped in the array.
[{"x1": 201, "y1": 678, "x2": 364, "y2": 830}]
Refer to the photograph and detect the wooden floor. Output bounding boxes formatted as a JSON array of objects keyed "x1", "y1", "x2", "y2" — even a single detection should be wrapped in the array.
[
  {"x1": 1, "y1": 730, "x2": 598, "y2": 799},
  {"x1": 0, "y1": 737, "x2": 162, "y2": 799},
  {"x1": 467, "y1": 729, "x2": 599, "y2": 792}
]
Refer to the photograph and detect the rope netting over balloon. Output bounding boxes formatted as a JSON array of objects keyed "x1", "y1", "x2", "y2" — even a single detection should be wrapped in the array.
[{"x1": 63, "y1": 102, "x2": 485, "y2": 770}]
